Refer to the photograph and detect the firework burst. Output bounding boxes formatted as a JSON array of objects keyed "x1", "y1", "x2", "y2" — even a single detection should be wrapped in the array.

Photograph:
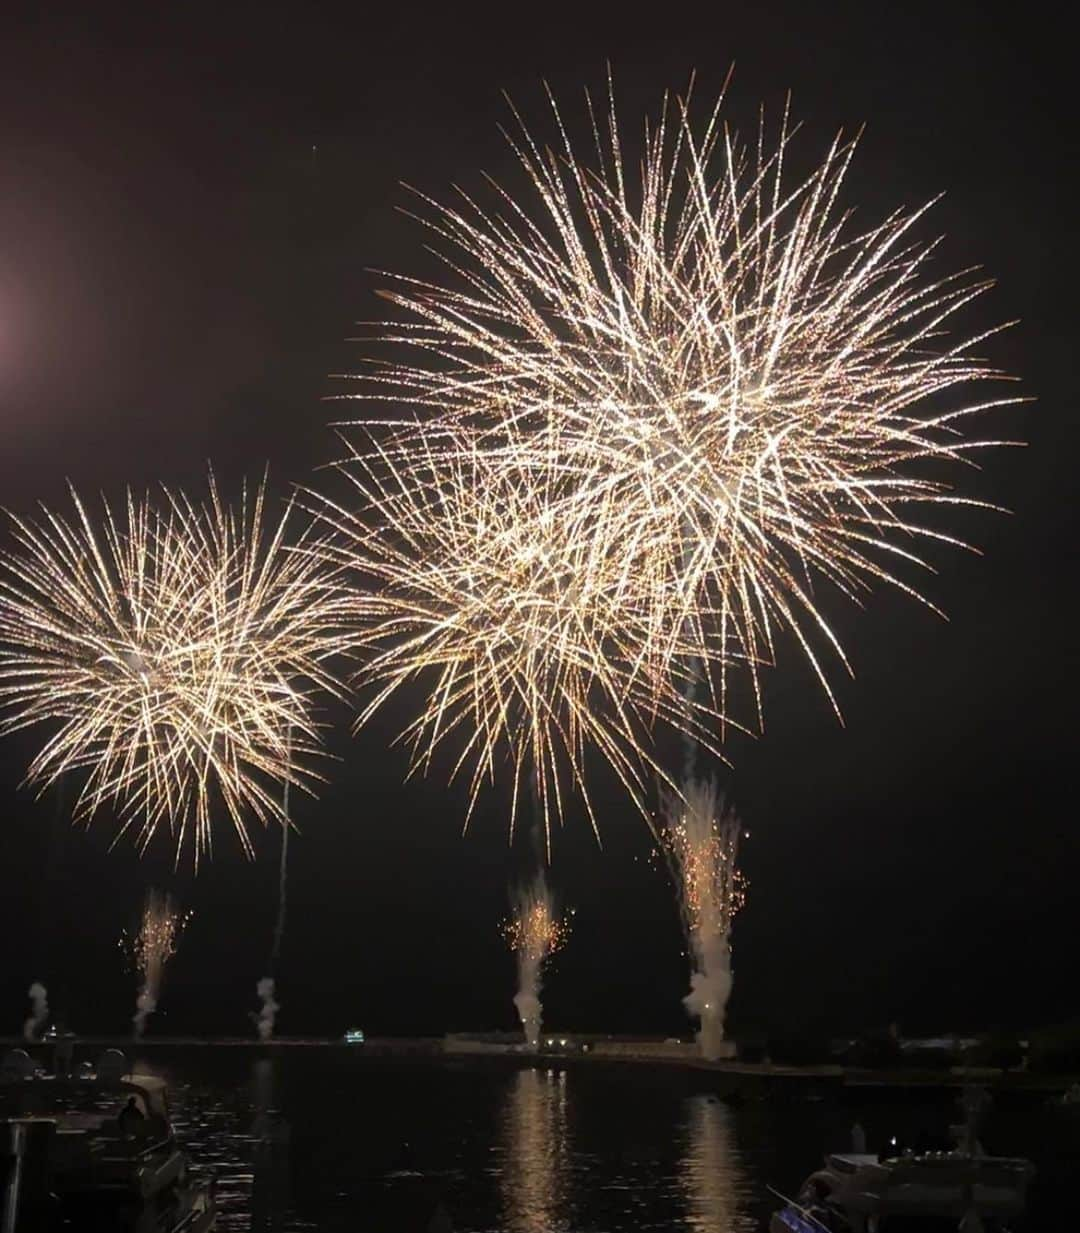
[
  {"x1": 343, "y1": 77, "x2": 1021, "y2": 732},
  {"x1": 503, "y1": 879, "x2": 572, "y2": 961},
  {"x1": 317, "y1": 437, "x2": 728, "y2": 844},
  {"x1": 0, "y1": 476, "x2": 350, "y2": 862},
  {"x1": 660, "y1": 778, "x2": 746, "y2": 943},
  {"x1": 120, "y1": 889, "x2": 192, "y2": 977}
]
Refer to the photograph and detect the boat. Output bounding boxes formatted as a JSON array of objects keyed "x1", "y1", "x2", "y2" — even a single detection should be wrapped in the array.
[
  {"x1": 1, "y1": 1045, "x2": 216, "y2": 1231},
  {"x1": 769, "y1": 1149, "x2": 1035, "y2": 1232}
]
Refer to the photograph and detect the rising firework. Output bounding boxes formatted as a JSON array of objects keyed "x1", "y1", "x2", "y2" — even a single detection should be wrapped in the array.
[
  {"x1": 660, "y1": 777, "x2": 745, "y2": 1058},
  {"x1": 503, "y1": 875, "x2": 571, "y2": 1049},
  {"x1": 0, "y1": 476, "x2": 349, "y2": 862},
  {"x1": 342, "y1": 77, "x2": 1021, "y2": 732},
  {"x1": 120, "y1": 888, "x2": 192, "y2": 1038}
]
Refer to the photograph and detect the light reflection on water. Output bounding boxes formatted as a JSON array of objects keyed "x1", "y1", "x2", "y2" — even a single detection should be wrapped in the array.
[
  {"x1": 680, "y1": 1095, "x2": 757, "y2": 1233},
  {"x1": 492, "y1": 1068, "x2": 756, "y2": 1232},
  {"x1": 147, "y1": 1054, "x2": 759, "y2": 1231},
  {"x1": 162, "y1": 1060, "x2": 309, "y2": 1232},
  {"x1": 497, "y1": 1068, "x2": 571, "y2": 1232},
  {"x1": 118, "y1": 1050, "x2": 1070, "y2": 1230}
]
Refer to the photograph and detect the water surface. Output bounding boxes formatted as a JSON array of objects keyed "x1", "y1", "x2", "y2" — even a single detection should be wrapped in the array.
[{"x1": 139, "y1": 1049, "x2": 1070, "y2": 1230}]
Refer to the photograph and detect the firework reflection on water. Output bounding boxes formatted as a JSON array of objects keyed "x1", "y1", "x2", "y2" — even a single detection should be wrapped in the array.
[
  {"x1": 498, "y1": 1068, "x2": 570, "y2": 1233},
  {"x1": 680, "y1": 1095, "x2": 756, "y2": 1233},
  {"x1": 160, "y1": 1062, "x2": 308, "y2": 1233}
]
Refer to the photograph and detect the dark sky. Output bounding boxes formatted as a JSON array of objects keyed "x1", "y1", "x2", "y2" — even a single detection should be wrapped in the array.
[{"x1": 0, "y1": 4, "x2": 1075, "y2": 1042}]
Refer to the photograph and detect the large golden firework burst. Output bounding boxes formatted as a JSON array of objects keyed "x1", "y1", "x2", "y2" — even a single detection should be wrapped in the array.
[
  {"x1": 344, "y1": 79, "x2": 1021, "y2": 732},
  {"x1": 0, "y1": 476, "x2": 350, "y2": 862}
]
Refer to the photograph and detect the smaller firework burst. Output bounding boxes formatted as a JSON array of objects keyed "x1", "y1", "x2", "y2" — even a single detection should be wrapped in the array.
[
  {"x1": 503, "y1": 886, "x2": 572, "y2": 962},
  {"x1": 119, "y1": 888, "x2": 192, "y2": 1038},
  {"x1": 660, "y1": 781, "x2": 746, "y2": 942},
  {"x1": 503, "y1": 876, "x2": 571, "y2": 1050},
  {"x1": 0, "y1": 474, "x2": 350, "y2": 863}
]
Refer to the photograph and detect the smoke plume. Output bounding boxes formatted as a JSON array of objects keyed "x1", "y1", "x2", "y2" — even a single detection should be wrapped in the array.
[
  {"x1": 256, "y1": 977, "x2": 279, "y2": 1041},
  {"x1": 23, "y1": 982, "x2": 48, "y2": 1041},
  {"x1": 133, "y1": 989, "x2": 158, "y2": 1039}
]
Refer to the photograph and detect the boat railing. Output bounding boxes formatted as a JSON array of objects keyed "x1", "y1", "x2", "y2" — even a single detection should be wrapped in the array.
[
  {"x1": 766, "y1": 1184, "x2": 835, "y2": 1233},
  {"x1": 132, "y1": 1134, "x2": 174, "y2": 1160}
]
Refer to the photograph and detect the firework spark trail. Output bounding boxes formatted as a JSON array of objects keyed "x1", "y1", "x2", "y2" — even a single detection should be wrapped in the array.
[
  {"x1": 338, "y1": 79, "x2": 1021, "y2": 760},
  {"x1": 0, "y1": 475, "x2": 350, "y2": 863},
  {"x1": 660, "y1": 778, "x2": 745, "y2": 1058},
  {"x1": 316, "y1": 439, "x2": 729, "y2": 847},
  {"x1": 120, "y1": 889, "x2": 191, "y2": 1039},
  {"x1": 503, "y1": 875, "x2": 570, "y2": 1050}
]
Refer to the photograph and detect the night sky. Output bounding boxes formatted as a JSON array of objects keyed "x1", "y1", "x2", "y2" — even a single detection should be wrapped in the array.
[{"x1": 0, "y1": 4, "x2": 1074, "y2": 1042}]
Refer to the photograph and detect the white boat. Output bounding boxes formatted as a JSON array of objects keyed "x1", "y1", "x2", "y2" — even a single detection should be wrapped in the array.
[
  {"x1": 769, "y1": 1149, "x2": 1035, "y2": 1232},
  {"x1": 1, "y1": 1046, "x2": 216, "y2": 1231}
]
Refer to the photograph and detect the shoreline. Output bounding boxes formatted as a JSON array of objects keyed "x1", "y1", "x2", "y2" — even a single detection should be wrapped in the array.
[{"x1": 4, "y1": 1034, "x2": 1076, "y2": 1093}]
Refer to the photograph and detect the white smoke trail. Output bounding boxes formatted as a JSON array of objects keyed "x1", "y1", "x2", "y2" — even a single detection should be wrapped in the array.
[
  {"x1": 256, "y1": 977, "x2": 279, "y2": 1042},
  {"x1": 661, "y1": 778, "x2": 745, "y2": 1060},
  {"x1": 513, "y1": 972, "x2": 543, "y2": 1052},
  {"x1": 684, "y1": 946, "x2": 733, "y2": 1061},
  {"x1": 263, "y1": 727, "x2": 292, "y2": 1043},
  {"x1": 23, "y1": 982, "x2": 48, "y2": 1041},
  {"x1": 133, "y1": 989, "x2": 158, "y2": 1039}
]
